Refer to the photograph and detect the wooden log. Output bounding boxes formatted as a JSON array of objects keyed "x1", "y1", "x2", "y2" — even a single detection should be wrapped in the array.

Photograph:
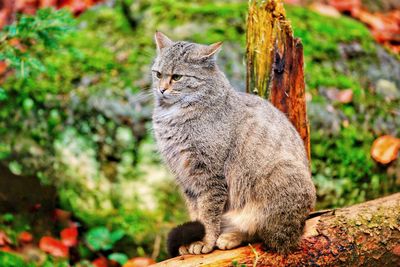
[
  {"x1": 246, "y1": 0, "x2": 311, "y2": 160},
  {"x1": 153, "y1": 193, "x2": 400, "y2": 267}
]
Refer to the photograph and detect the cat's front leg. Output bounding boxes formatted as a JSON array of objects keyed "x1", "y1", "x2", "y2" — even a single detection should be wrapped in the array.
[
  {"x1": 183, "y1": 188, "x2": 199, "y2": 221},
  {"x1": 187, "y1": 178, "x2": 228, "y2": 255}
]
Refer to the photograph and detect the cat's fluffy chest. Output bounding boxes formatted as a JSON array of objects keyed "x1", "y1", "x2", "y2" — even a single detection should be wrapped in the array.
[
  {"x1": 153, "y1": 105, "x2": 201, "y2": 178},
  {"x1": 153, "y1": 104, "x2": 230, "y2": 182}
]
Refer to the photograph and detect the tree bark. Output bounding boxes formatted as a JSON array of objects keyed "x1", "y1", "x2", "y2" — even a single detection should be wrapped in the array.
[
  {"x1": 246, "y1": 0, "x2": 310, "y2": 160},
  {"x1": 153, "y1": 193, "x2": 400, "y2": 267}
]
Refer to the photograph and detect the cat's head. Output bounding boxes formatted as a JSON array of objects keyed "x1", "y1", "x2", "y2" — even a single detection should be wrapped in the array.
[{"x1": 151, "y1": 32, "x2": 223, "y2": 105}]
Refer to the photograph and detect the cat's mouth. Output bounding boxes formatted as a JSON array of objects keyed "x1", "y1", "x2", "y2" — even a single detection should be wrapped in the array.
[{"x1": 155, "y1": 90, "x2": 180, "y2": 106}]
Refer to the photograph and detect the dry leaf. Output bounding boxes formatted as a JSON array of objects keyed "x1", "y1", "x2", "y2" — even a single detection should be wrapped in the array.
[
  {"x1": 328, "y1": 0, "x2": 361, "y2": 13},
  {"x1": 60, "y1": 226, "x2": 78, "y2": 247},
  {"x1": 18, "y1": 231, "x2": 33, "y2": 243},
  {"x1": 310, "y1": 3, "x2": 341, "y2": 18},
  {"x1": 371, "y1": 135, "x2": 400, "y2": 164},
  {"x1": 39, "y1": 236, "x2": 69, "y2": 257},
  {"x1": 92, "y1": 257, "x2": 109, "y2": 267},
  {"x1": 325, "y1": 88, "x2": 353, "y2": 103}
]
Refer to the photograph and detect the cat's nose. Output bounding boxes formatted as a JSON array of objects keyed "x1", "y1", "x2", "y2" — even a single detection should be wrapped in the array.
[{"x1": 159, "y1": 88, "x2": 167, "y2": 94}]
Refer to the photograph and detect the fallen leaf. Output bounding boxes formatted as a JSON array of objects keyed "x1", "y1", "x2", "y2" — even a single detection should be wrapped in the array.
[
  {"x1": 328, "y1": 0, "x2": 361, "y2": 13},
  {"x1": 39, "y1": 0, "x2": 58, "y2": 7},
  {"x1": 283, "y1": 0, "x2": 302, "y2": 5},
  {"x1": 123, "y1": 257, "x2": 156, "y2": 267},
  {"x1": 371, "y1": 135, "x2": 400, "y2": 164},
  {"x1": 16, "y1": 0, "x2": 37, "y2": 15},
  {"x1": 325, "y1": 88, "x2": 353, "y2": 103},
  {"x1": 61, "y1": 226, "x2": 78, "y2": 247},
  {"x1": 39, "y1": 236, "x2": 69, "y2": 258},
  {"x1": 0, "y1": 245, "x2": 13, "y2": 252},
  {"x1": 18, "y1": 231, "x2": 33, "y2": 243},
  {"x1": 0, "y1": 61, "x2": 7, "y2": 75},
  {"x1": 310, "y1": 3, "x2": 341, "y2": 18},
  {"x1": 92, "y1": 257, "x2": 109, "y2": 267}
]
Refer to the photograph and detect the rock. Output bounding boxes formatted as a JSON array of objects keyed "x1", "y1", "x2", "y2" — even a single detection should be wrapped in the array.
[
  {"x1": 308, "y1": 102, "x2": 342, "y2": 135},
  {"x1": 367, "y1": 46, "x2": 400, "y2": 89},
  {"x1": 376, "y1": 79, "x2": 399, "y2": 101},
  {"x1": 339, "y1": 42, "x2": 364, "y2": 59}
]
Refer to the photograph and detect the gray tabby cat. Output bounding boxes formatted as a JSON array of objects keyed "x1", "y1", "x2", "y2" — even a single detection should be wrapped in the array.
[{"x1": 152, "y1": 31, "x2": 316, "y2": 255}]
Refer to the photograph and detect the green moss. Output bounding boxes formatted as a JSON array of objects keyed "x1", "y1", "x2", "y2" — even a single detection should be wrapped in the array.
[{"x1": 286, "y1": 5, "x2": 375, "y2": 90}]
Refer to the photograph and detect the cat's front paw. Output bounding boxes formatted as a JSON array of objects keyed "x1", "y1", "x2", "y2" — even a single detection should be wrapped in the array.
[
  {"x1": 216, "y1": 232, "x2": 243, "y2": 250},
  {"x1": 178, "y1": 245, "x2": 189, "y2": 255},
  {"x1": 187, "y1": 241, "x2": 214, "y2": 254}
]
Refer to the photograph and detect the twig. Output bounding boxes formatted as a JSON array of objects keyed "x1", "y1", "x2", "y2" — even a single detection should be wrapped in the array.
[
  {"x1": 248, "y1": 243, "x2": 259, "y2": 267},
  {"x1": 151, "y1": 234, "x2": 162, "y2": 260}
]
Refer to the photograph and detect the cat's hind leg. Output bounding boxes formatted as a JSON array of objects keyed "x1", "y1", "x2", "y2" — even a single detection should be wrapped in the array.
[{"x1": 254, "y1": 162, "x2": 315, "y2": 254}]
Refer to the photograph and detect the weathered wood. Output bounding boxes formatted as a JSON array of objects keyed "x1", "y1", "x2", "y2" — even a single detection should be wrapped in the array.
[
  {"x1": 153, "y1": 193, "x2": 400, "y2": 267},
  {"x1": 246, "y1": 0, "x2": 310, "y2": 160}
]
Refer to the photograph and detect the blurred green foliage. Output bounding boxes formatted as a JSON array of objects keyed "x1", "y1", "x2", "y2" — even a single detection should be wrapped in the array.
[
  {"x1": 0, "y1": 1, "x2": 399, "y2": 263},
  {"x1": 85, "y1": 227, "x2": 125, "y2": 251},
  {"x1": 0, "y1": 8, "x2": 74, "y2": 79},
  {"x1": 0, "y1": 252, "x2": 32, "y2": 267}
]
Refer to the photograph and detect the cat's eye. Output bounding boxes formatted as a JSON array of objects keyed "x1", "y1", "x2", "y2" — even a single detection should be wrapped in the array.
[
  {"x1": 171, "y1": 74, "x2": 182, "y2": 81},
  {"x1": 156, "y1": 71, "x2": 162, "y2": 79}
]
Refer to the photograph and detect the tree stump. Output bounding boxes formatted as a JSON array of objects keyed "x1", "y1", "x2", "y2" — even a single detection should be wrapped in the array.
[{"x1": 246, "y1": 0, "x2": 310, "y2": 160}]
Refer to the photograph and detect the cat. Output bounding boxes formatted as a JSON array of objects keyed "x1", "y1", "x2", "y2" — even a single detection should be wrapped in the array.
[{"x1": 151, "y1": 31, "x2": 316, "y2": 256}]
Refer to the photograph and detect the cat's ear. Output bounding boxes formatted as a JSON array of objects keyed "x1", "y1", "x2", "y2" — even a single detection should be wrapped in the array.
[
  {"x1": 199, "y1": 42, "x2": 223, "y2": 59},
  {"x1": 155, "y1": 31, "x2": 174, "y2": 52}
]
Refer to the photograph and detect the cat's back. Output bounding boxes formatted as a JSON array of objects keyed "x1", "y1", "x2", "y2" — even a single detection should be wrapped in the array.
[
  {"x1": 234, "y1": 91, "x2": 295, "y2": 134},
  {"x1": 232, "y1": 91, "x2": 308, "y2": 165},
  {"x1": 236, "y1": 92, "x2": 286, "y2": 121}
]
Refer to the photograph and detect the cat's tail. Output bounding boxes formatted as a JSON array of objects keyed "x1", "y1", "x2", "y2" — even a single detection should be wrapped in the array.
[{"x1": 167, "y1": 221, "x2": 205, "y2": 257}]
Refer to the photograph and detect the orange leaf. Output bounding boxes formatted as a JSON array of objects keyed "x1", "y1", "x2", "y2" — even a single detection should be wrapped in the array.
[
  {"x1": 18, "y1": 231, "x2": 33, "y2": 243},
  {"x1": 39, "y1": 236, "x2": 69, "y2": 258},
  {"x1": 283, "y1": 0, "x2": 302, "y2": 4},
  {"x1": 61, "y1": 227, "x2": 78, "y2": 247},
  {"x1": 0, "y1": 61, "x2": 7, "y2": 75},
  {"x1": 92, "y1": 257, "x2": 109, "y2": 267},
  {"x1": 123, "y1": 257, "x2": 156, "y2": 267},
  {"x1": 0, "y1": 245, "x2": 13, "y2": 252},
  {"x1": 310, "y1": 3, "x2": 341, "y2": 18},
  {"x1": 39, "y1": 0, "x2": 58, "y2": 7},
  {"x1": 328, "y1": 0, "x2": 361, "y2": 13},
  {"x1": 371, "y1": 135, "x2": 400, "y2": 164}
]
